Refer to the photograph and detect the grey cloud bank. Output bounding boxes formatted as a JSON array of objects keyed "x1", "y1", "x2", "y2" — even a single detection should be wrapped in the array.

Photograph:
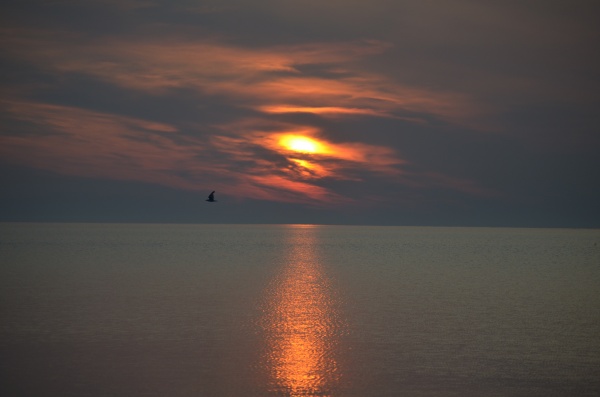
[{"x1": 1, "y1": 0, "x2": 599, "y2": 227}]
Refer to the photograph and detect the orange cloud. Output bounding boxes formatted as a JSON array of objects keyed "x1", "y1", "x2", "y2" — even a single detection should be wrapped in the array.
[
  {"x1": 0, "y1": 97, "x2": 490, "y2": 206},
  {"x1": 1, "y1": 99, "x2": 392, "y2": 205},
  {"x1": 267, "y1": 131, "x2": 403, "y2": 168},
  {"x1": 0, "y1": 99, "x2": 201, "y2": 188},
  {"x1": 0, "y1": 29, "x2": 490, "y2": 206},
  {"x1": 0, "y1": 29, "x2": 480, "y2": 124},
  {"x1": 250, "y1": 75, "x2": 477, "y2": 123},
  {"x1": 248, "y1": 175, "x2": 348, "y2": 204},
  {"x1": 213, "y1": 118, "x2": 405, "y2": 183},
  {"x1": 257, "y1": 105, "x2": 392, "y2": 118}
]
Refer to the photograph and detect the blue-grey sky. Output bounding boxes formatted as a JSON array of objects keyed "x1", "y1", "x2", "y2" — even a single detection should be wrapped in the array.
[{"x1": 1, "y1": 0, "x2": 599, "y2": 226}]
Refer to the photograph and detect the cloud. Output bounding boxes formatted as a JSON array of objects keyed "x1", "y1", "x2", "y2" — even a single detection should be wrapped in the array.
[
  {"x1": 0, "y1": 99, "x2": 397, "y2": 205},
  {"x1": 0, "y1": 28, "x2": 481, "y2": 124},
  {"x1": 0, "y1": 24, "x2": 492, "y2": 207},
  {"x1": 0, "y1": 0, "x2": 598, "y2": 226},
  {"x1": 0, "y1": 99, "x2": 200, "y2": 188},
  {"x1": 1, "y1": 97, "x2": 488, "y2": 207},
  {"x1": 257, "y1": 105, "x2": 393, "y2": 118}
]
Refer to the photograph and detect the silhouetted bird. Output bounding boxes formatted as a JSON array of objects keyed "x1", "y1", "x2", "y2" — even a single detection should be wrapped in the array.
[{"x1": 206, "y1": 191, "x2": 216, "y2": 202}]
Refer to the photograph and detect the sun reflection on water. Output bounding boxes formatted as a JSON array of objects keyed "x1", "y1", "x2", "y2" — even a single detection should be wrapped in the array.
[{"x1": 263, "y1": 225, "x2": 341, "y2": 396}]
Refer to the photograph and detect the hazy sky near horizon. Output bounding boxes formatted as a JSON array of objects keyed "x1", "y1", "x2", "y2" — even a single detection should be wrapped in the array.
[{"x1": 1, "y1": 0, "x2": 599, "y2": 226}]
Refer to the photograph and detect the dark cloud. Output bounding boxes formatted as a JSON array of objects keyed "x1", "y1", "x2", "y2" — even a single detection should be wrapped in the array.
[{"x1": 0, "y1": 0, "x2": 598, "y2": 226}]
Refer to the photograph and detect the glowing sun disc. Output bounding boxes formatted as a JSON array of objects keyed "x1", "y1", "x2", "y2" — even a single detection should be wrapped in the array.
[{"x1": 283, "y1": 136, "x2": 320, "y2": 153}]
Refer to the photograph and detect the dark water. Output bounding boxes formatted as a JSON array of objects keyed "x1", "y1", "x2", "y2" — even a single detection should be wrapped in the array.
[{"x1": 1, "y1": 223, "x2": 599, "y2": 396}]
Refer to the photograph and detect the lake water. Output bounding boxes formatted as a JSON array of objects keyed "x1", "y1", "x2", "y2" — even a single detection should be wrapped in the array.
[{"x1": 1, "y1": 223, "x2": 599, "y2": 396}]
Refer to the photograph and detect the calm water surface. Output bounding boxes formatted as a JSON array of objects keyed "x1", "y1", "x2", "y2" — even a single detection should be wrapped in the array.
[{"x1": 1, "y1": 223, "x2": 599, "y2": 396}]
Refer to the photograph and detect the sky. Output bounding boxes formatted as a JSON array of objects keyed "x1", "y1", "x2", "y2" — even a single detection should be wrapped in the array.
[{"x1": 1, "y1": 0, "x2": 599, "y2": 227}]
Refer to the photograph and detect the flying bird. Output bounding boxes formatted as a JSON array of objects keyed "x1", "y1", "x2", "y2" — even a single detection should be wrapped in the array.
[{"x1": 206, "y1": 191, "x2": 216, "y2": 202}]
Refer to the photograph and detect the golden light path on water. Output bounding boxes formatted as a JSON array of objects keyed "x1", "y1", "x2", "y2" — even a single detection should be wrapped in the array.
[{"x1": 263, "y1": 225, "x2": 342, "y2": 396}]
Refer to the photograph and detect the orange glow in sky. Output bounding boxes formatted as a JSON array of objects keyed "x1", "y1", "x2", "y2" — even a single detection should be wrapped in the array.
[
  {"x1": 289, "y1": 158, "x2": 330, "y2": 179},
  {"x1": 280, "y1": 135, "x2": 323, "y2": 154},
  {"x1": 273, "y1": 134, "x2": 335, "y2": 180}
]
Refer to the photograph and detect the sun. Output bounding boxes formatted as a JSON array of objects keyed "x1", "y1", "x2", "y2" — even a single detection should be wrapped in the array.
[
  {"x1": 289, "y1": 137, "x2": 317, "y2": 153},
  {"x1": 281, "y1": 135, "x2": 321, "y2": 154}
]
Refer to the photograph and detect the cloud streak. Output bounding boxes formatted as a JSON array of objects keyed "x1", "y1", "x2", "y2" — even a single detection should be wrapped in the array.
[
  {"x1": 1, "y1": 29, "x2": 481, "y2": 124},
  {"x1": 1, "y1": 1, "x2": 597, "y2": 225},
  {"x1": 0, "y1": 96, "x2": 487, "y2": 207},
  {"x1": 0, "y1": 100, "x2": 391, "y2": 205},
  {"x1": 0, "y1": 24, "x2": 493, "y2": 207}
]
